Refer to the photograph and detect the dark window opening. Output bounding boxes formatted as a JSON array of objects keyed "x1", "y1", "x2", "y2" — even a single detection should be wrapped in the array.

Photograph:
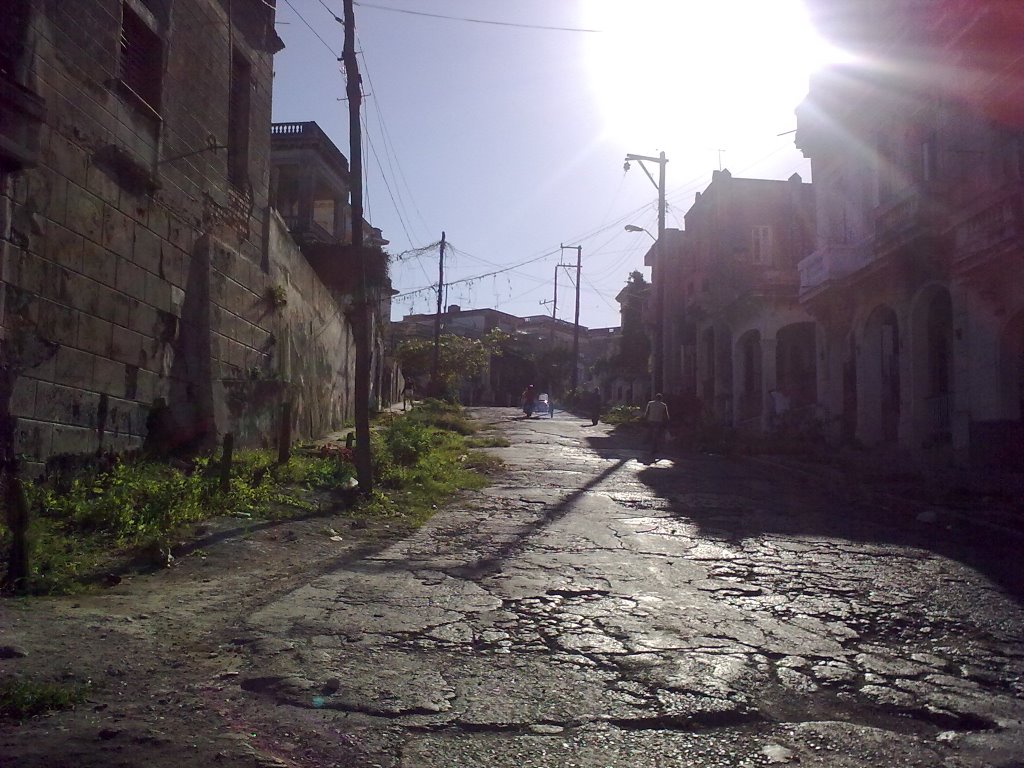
[
  {"x1": 120, "y1": 3, "x2": 163, "y2": 112},
  {"x1": 0, "y1": 0, "x2": 31, "y2": 80},
  {"x1": 228, "y1": 50, "x2": 252, "y2": 187}
]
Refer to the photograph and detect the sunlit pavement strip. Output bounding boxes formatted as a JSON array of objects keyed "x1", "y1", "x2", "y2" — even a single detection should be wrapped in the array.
[{"x1": 244, "y1": 407, "x2": 1024, "y2": 767}]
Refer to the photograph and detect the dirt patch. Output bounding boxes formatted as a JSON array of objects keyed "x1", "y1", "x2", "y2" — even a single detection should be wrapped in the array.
[{"x1": 0, "y1": 510, "x2": 410, "y2": 768}]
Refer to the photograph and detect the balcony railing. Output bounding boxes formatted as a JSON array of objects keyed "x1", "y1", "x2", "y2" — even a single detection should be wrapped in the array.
[
  {"x1": 281, "y1": 214, "x2": 337, "y2": 244},
  {"x1": 271, "y1": 121, "x2": 324, "y2": 138},
  {"x1": 873, "y1": 190, "x2": 945, "y2": 258},
  {"x1": 954, "y1": 191, "x2": 1022, "y2": 266},
  {"x1": 270, "y1": 120, "x2": 350, "y2": 179}
]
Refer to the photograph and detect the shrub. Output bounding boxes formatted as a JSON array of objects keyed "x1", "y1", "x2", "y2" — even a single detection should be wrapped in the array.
[{"x1": 382, "y1": 418, "x2": 434, "y2": 466}]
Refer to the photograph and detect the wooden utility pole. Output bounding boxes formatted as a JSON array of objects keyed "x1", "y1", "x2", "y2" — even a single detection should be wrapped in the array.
[
  {"x1": 431, "y1": 231, "x2": 445, "y2": 388},
  {"x1": 343, "y1": 0, "x2": 372, "y2": 494},
  {"x1": 560, "y1": 244, "x2": 583, "y2": 392}
]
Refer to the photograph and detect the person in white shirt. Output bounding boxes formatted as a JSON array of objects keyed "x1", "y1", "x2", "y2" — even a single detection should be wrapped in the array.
[{"x1": 642, "y1": 393, "x2": 670, "y2": 456}]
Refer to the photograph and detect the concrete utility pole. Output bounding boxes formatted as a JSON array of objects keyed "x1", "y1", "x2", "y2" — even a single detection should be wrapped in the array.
[
  {"x1": 560, "y1": 244, "x2": 583, "y2": 392},
  {"x1": 539, "y1": 265, "x2": 558, "y2": 342},
  {"x1": 431, "y1": 231, "x2": 445, "y2": 387},
  {"x1": 624, "y1": 151, "x2": 667, "y2": 395},
  {"x1": 343, "y1": 0, "x2": 372, "y2": 494}
]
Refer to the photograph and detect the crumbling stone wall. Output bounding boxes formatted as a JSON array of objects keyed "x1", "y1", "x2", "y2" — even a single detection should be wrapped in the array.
[
  {"x1": 267, "y1": 211, "x2": 357, "y2": 441},
  {"x1": 0, "y1": 0, "x2": 288, "y2": 471}
]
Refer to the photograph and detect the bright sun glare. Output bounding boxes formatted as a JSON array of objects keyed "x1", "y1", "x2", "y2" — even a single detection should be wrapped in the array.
[{"x1": 581, "y1": 0, "x2": 841, "y2": 155}]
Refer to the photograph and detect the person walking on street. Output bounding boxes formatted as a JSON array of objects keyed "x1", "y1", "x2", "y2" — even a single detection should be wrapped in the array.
[
  {"x1": 521, "y1": 384, "x2": 537, "y2": 418},
  {"x1": 643, "y1": 392, "x2": 670, "y2": 457},
  {"x1": 402, "y1": 379, "x2": 415, "y2": 411},
  {"x1": 589, "y1": 387, "x2": 602, "y2": 425}
]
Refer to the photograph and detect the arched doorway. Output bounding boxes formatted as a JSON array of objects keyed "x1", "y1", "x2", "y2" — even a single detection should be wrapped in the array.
[
  {"x1": 911, "y1": 287, "x2": 953, "y2": 445},
  {"x1": 860, "y1": 305, "x2": 901, "y2": 445}
]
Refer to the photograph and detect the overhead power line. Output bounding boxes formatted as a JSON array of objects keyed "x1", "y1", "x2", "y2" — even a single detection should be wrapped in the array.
[
  {"x1": 353, "y1": 1, "x2": 602, "y2": 33},
  {"x1": 395, "y1": 248, "x2": 560, "y2": 300},
  {"x1": 281, "y1": 0, "x2": 339, "y2": 56}
]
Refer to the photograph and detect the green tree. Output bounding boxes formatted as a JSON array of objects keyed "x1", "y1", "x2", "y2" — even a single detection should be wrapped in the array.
[{"x1": 396, "y1": 334, "x2": 489, "y2": 397}]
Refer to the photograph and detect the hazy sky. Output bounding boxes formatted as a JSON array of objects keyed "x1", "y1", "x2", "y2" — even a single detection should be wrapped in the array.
[{"x1": 271, "y1": 0, "x2": 834, "y2": 329}]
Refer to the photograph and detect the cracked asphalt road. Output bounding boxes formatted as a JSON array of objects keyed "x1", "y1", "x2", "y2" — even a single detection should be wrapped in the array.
[{"x1": 239, "y1": 407, "x2": 1024, "y2": 767}]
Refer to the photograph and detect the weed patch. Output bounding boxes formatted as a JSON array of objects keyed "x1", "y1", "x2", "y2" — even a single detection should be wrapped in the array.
[
  {"x1": 0, "y1": 678, "x2": 88, "y2": 720},
  {"x1": 2, "y1": 405, "x2": 499, "y2": 594},
  {"x1": 3, "y1": 450, "x2": 357, "y2": 593},
  {"x1": 403, "y1": 399, "x2": 477, "y2": 435}
]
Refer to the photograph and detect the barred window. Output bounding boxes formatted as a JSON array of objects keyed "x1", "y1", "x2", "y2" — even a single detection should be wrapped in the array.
[{"x1": 119, "y1": 3, "x2": 163, "y2": 112}]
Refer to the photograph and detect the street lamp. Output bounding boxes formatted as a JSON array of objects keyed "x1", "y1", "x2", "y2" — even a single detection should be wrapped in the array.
[{"x1": 624, "y1": 224, "x2": 656, "y2": 241}]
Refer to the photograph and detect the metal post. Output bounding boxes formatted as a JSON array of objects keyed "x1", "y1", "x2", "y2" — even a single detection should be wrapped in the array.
[{"x1": 624, "y1": 151, "x2": 668, "y2": 396}]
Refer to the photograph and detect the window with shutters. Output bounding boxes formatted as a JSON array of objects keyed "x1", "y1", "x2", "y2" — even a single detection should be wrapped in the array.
[{"x1": 119, "y1": 2, "x2": 163, "y2": 114}]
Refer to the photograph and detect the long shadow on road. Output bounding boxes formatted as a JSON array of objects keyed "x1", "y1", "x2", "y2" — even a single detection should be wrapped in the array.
[
  {"x1": 443, "y1": 456, "x2": 632, "y2": 580},
  {"x1": 585, "y1": 428, "x2": 1024, "y2": 604}
]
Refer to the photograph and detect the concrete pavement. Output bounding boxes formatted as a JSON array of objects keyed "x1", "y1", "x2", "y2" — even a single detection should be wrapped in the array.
[{"x1": 238, "y1": 407, "x2": 1024, "y2": 767}]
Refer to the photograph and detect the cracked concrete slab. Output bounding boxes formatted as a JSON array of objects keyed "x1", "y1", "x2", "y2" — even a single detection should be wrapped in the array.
[{"x1": 237, "y1": 407, "x2": 1024, "y2": 766}]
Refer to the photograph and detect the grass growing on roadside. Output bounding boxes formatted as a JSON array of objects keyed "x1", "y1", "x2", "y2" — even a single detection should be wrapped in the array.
[
  {"x1": 4, "y1": 450, "x2": 358, "y2": 594},
  {"x1": 369, "y1": 400, "x2": 497, "y2": 526},
  {"x1": 401, "y1": 398, "x2": 478, "y2": 435},
  {"x1": 602, "y1": 405, "x2": 642, "y2": 425},
  {"x1": 1, "y1": 401, "x2": 500, "y2": 594},
  {"x1": 0, "y1": 679, "x2": 89, "y2": 720}
]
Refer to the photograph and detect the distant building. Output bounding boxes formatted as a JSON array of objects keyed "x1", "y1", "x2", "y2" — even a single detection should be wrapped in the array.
[
  {"x1": 595, "y1": 273, "x2": 649, "y2": 406},
  {"x1": 269, "y1": 120, "x2": 396, "y2": 412},
  {"x1": 396, "y1": 305, "x2": 520, "y2": 341},
  {"x1": 646, "y1": 171, "x2": 817, "y2": 431}
]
